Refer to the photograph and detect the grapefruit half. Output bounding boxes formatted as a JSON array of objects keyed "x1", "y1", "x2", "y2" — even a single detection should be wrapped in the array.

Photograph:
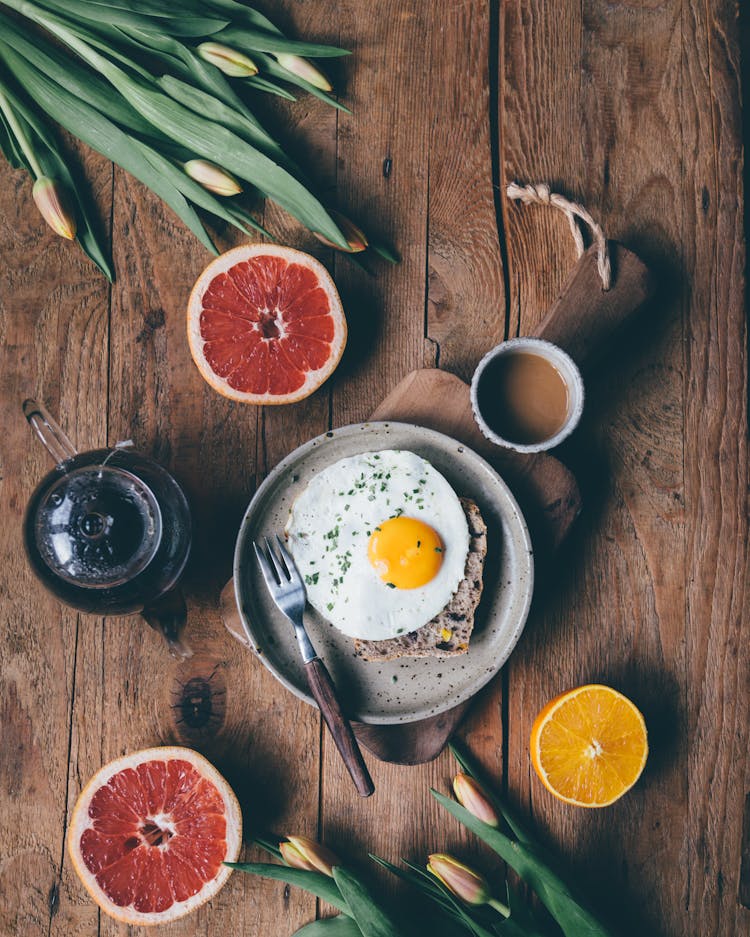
[
  {"x1": 68, "y1": 746, "x2": 242, "y2": 925},
  {"x1": 187, "y1": 244, "x2": 346, "y2": 404}
]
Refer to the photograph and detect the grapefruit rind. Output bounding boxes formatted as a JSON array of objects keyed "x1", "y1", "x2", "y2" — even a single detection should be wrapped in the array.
[
  {"x1": 67, "y1": 746, "x2": 242, "y2": 926},
  {"x1": 530, "y1": 684, "x2": 648, "y2": 808},
  {"x1": 187, "y1": 244, "x2": 346, "y2": 405}
]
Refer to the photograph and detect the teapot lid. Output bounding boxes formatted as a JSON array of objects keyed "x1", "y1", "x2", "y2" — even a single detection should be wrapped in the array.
[{"x1": 32, "y1": 462, "x2": 162, "y2": 588}]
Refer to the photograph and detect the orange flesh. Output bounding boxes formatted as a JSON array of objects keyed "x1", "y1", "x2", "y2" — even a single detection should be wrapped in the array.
[{"x1": 530, "y1": 685, "x2": 648, "y2": 807}]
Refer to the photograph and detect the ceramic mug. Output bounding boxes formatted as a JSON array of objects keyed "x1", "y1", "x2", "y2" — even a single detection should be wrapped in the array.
[{"x1": 470, "y1": 337, "x2": 585, "y2": 454}]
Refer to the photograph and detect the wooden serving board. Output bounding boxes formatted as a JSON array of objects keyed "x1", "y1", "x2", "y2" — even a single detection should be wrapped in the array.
[
  {"x1": 352, "y1": 243, "x2": 654, "y2": 764},
  {"x1": 350, "y1": 368, "x2": 581, "y2": 763},
  {"x1": 221, "y1": 243, "x2": 654, "y2": 765}
]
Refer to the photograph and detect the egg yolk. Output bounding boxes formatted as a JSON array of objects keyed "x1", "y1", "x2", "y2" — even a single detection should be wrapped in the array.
[{"x1": 367, "y1": 517, "x2": 444, "y2": 589}]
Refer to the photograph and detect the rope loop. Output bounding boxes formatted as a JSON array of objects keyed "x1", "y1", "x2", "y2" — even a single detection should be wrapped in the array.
[{"x1": 506, "y1": 182, "x2": 611, "y2": 291}]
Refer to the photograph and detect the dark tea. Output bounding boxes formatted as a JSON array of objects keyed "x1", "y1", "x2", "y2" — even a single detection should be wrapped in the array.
[
  {"x1": 476, "y1": 351, "x2": 569, "y2": 445},
  {"x1": 24, "y1": 448, "x2": 191, "y2": 616}
]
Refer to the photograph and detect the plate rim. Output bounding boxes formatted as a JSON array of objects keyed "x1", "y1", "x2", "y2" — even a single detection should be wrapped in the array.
[{"x1": 232, "y1": 420, "x2": 534, "y2": 725}]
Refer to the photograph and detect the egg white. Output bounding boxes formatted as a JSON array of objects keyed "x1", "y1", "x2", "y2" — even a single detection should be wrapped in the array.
[{"x1": 285, "y1": 450, "x2": 470, "y2": 640}]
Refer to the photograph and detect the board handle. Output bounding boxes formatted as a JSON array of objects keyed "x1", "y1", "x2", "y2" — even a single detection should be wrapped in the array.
[
  {"x1": 305, "y1": 657, "x2": 375, "y2": 797},
  {"x1": 534, "y1": 243, "x2": 655, "y2": 370}
]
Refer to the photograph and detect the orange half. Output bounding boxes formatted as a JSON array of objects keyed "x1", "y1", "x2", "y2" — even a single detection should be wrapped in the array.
[{"x1": 530, "y1": 684, "x2": 648, "y2": 808}]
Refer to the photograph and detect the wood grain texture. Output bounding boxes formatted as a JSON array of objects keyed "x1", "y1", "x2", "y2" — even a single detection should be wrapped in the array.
[
  {"x1": 534, "y1": 243, "x2": 655, "y2": 370},
  {"x1": 502, "y1": 1, "x2": 747, "y2": 936},
  {"x1": 0, "y1": 0, "x2": 746, "y2": 935},
  {"x1": 0, "y1": 134, "x2": 112, "y2": 937}
]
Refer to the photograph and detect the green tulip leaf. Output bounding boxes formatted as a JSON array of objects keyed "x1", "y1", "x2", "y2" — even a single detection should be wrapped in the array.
[
  {"x1": 156, "y1": 75, "x2": 293, "y2": 171},
  {"x1": 245, "y1": 75, "x2": 298, "y2": 101},
  {"x1": 0, "y1": 110, "x2": 27, "y2": 169},
  {"x1": 332, "y1": 867, "x2": 411, "y2": 937},
  {"x1": 226, "y1": 862, "x2": 351, "y2": 916},
  {"x1": 0, "y1": 40, "x2": 218, "y2": 254},
  {"x1": 210, "y1": 25, "x2": 349, "y2": 58},
  {"x1": 0, "y1": 12, "x2": 161, "y2": 140},
  {"x1": 293, "y1": 916, "x2": 364, "y2": 937},
  {"x1": 252, "y1": 835, "x2": 284, "y2": 860},
  {"x1": 28, "y1": 0, "x2": 230, "y2": 35},
  {"x1": 0, "y1": 76, "x2": 113, "y2": 279},
  {"x1": 431, "y1": 792, "x2": 616, "y2": 937}
]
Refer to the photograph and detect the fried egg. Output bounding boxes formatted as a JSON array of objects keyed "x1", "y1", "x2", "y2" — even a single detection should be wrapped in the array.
[{"x1": 285, "y1": 450, "x2": 470, "y2": 640}]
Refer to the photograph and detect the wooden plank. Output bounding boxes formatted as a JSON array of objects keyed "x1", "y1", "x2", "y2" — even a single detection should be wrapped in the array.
[
  {"x1": 502, "y1": 3, "x2": 690, "y2": 933},
  {"x1": 423, "y1": 0, "x2": 507, "y2": 383},
  {"x1": 681, "y1": 1, "x2": 749, "y2": 932},
  {"x1": 318, "y1": 0, "x2": 509, "y2": 901},
  {"x1": 0, "y1": 141, "x2": 112, "y2": 937},
  {"x1": 59, "y1": 171, "x2": 314, "y2": 936},
  {"x1": 321, "y1": 0, "x2": 439, "y2": 896},
  {"x1": 239, "y1": 2, "x2": 342, "y2": 931},
  {"x1": 501, "y1": 1, "x2": 746, "y2": 935},
  {"x1": 329, "y1": 2, "x2": 432, "y2": 428}
]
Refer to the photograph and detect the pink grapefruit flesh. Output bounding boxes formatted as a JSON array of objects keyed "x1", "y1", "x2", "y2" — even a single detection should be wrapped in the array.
[
  {"x1": 187, "y1": 244, "x2": 346, "y2": 404},
  {"x1": 68, "y1": 746, "x2": 242, "y2": 925}
]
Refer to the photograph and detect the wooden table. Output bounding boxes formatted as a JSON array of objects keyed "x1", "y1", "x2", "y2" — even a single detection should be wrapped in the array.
[{"x1": 1, "y1": 2, "x2": 747, "y2": 935}]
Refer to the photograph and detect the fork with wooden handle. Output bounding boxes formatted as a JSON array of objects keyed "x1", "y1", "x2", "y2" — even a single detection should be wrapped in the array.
[{"x1": 253, "y1": 536, "x2": 375, "y2": 798}]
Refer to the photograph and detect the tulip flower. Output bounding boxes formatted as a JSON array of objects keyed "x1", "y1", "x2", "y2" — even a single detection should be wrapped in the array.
[
  {"x1": 184, "y1": 160, "x2": 243, "y2": 197},
  {"x1": 275, "y1": 53, "x2": 332, "y2": 92},
  {"x1": 314, "y1": 212, "x2": 369, "y2": 253},
  {"x1": 452, "y1": 772, "x2": 499, "y2": 827},
  {"x1": 197, "y1": 42, "x2": 259, "y2": 77},
  {"x1": 427, "y1": 854, "x2": 509, "y2": 916},
  {"x1": 32, "y1": 176, "x2": 76, "y2": 240},
  {"x1": 279, "y1": 835, "x2": 340, "y2": 877}
]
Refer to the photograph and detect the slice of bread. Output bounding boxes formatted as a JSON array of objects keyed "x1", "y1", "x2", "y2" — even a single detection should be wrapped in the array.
[{"x1": 354, "y1": 497, "x2": 487, "y2": 661}]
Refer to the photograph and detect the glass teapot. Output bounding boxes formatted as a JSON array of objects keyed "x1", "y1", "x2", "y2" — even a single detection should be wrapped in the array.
[{"x1": 22, "y1": 399, "x2": 193, "y2": 657}]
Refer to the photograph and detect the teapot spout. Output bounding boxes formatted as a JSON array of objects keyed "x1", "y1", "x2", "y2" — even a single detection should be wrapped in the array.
[
  {"x1": 142, "y1": 587, "x2": 193, "y2": 660},
  {"x1": 24, "y1": 399, "x2": 78, "y2": 466}
]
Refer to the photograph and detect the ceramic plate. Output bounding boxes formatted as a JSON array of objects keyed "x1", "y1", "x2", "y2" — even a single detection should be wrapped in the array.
[{"x1": 233, "y1": 422, "x2": 533, "y2": 725}]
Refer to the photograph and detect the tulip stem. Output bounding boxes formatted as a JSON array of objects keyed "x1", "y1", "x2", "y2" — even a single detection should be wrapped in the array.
[
  {"x1": 0, "y1": 84, "x2": 43, "y2": 178},
  {"x1": 488, "y1": 897, "x2": 510, "y2": 918}
]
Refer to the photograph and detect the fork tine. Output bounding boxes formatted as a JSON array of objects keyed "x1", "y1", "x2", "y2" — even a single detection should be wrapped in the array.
[
  {"x1": 254, "y1": 540, "x2": 280, "y2": 589},
  {"x1": 275, "y1": 536, "x2": 303, "y2": 586},
  {"x1": 264, "y1": 536, "x2": 289, "y2": 583}
]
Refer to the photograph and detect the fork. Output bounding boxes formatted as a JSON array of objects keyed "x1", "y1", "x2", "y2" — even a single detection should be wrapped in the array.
[{"x1": 253, "y1": 536, "x2": 375, "y2": 798}]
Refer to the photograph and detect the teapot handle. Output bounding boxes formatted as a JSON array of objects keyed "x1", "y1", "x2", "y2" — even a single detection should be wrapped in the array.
[{"x1": 23, "y1": 399, "x2": 78, "y2": 465}]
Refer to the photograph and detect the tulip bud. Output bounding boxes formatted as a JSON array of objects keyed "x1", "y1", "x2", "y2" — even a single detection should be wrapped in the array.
[
  {"x1": 198, "y1": 42, "x2": 259, "y2": 77},
  {"x1": 314, "y1": 212, "x2": 368, "y2": 253},
  {"x1": 280, "y1": 841, "x2": 317, "y2": 871},
  {"x1": 184, "y1": 159, "x2": 243, "y2": 197},
  {"x1": 32, "y1": 177, "x2": 76, "y2": 240},
  {"x1": 453, "y1": 773, "x2": 499, "y2": 827},
  {"x1": 427, "y1": 854, "x2": 491, "y2": 906},
  {"x1": 279, "y1": 835, "x2": 339, "y2": 877},
  {"x1": 274, "y1": 53, "x2": 332, "y2": 92}
]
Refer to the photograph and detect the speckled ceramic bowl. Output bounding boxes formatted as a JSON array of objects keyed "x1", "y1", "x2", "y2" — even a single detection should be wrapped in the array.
[{"x1": 233, "y1": 422, "x2": 534, "y2": 725}]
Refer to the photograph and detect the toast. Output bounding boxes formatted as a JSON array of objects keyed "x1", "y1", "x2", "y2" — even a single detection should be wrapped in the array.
[{"x1": 354, "y1": 497, "x2": 487, "y2": 661}]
